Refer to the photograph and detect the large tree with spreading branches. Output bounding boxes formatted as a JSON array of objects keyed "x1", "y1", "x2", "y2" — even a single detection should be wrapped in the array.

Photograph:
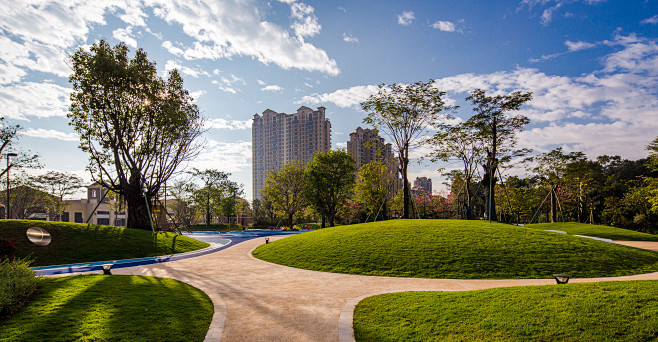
[{"x1": 68, "y1": 40, "x2": 204, "y2": 230}]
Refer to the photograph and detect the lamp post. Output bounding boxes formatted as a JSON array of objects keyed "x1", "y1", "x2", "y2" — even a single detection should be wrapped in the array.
[{"x1": 6, "y1": 152, "x2": 17, "y2": 219}]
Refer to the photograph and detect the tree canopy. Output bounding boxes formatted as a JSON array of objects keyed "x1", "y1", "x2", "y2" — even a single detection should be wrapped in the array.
[
  {"x1": 262, "y1": 161, "x2": 307, "y2": 229},
  {"x1": 305, "y1": 150, "x2": 355, "y2": 227},
  {"x1": 361, "y1": 80, "x2": 452, "y2": 218},
  {"x1": 465, "y1": 88, "x2": 532, "y2": 221},
  {"x1": 68, "y1": 40, "x2": 204, "y2": 230},
  {"x1": 354, "y1": 160, "x2": 395, "y2": 221}
]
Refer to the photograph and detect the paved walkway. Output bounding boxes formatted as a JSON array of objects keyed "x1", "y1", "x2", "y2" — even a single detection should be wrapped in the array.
[
  {"x1": 614, "y1": 240, "x2": 658, "y2": 252},
  {"x1": 99, "y1": 236, "x2": 658, "y2": 342}
]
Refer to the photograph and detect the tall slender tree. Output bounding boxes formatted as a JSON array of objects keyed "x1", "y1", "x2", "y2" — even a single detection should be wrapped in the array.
[
  {"x1": 361, "y1": 80, "x2": 452, "y2": 218},
  {"x1": 354, "y1": 160, "x2": 395, "y2": 221},
  {"x1": 262, "y1": 161, "x2": 307, "y2": 229},
  {"x1": 68, "y1": 40, "x2": 204, "y2": 230},
  {"x1": 188, "y1": 168, "x2": 230, "y2": 228},
  {"x1": 530, "y1": 147, "x2": 586, "y2": 223},
  {"x1": 31, "y1": 171, "x2": 84, "y2": 221},
  {"x1": 426, "y1": 123, "x2": 483, "y2": 219},
  {"x1": 1, "y1": 117, "x2": 41, "y2": 180},
  {"x1": 305, "y1": 150, "x2": 355, "y2": 227},
  {"x1": 465, "y1": 89, "x2": 532, "y2": 221}
]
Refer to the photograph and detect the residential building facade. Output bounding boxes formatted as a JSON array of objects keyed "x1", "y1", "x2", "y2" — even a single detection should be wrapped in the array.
[
  {"x1": 63, "y1": 182, "x2": 126, "y2": 226},
  {"x1": 347, "y1": 126, "x2": 396, "y2": 170},
  {"x1": 252, "y1": 106, "x2": 331, "y2": 200},
  {"x1": 413, "y1": 176, "x2": 433, "y2": 195}
]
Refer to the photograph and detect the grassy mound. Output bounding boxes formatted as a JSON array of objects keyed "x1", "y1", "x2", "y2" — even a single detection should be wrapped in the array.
[
  {"x1": 0, "y1": 220, "x2": 209, "y2": 266},
  {"x1": 354, "y1": 281, "x2": 658, "y2": 341},
  {"x1": 0, "y1": 275, "x2": 213, "y2": 341},
  {"x1": 252, "y1": 219, "x2": 658, "y2": 279},
  {"x1": 527, "y1": 222, "x2": 658, "y2": 241}
]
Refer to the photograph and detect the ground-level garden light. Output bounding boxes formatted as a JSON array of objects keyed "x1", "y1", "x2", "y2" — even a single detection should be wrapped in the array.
[
  {"x1": 265, "y1": 238, "x2": 269, "y2": 244},
  {"x1": 102, "y1": 264, "x2": 113, "y2": 275},
  {"x1": 26, "y1": 227, "x2": 51, "y2": 246},
  {"x1": 553, "y1": 274, "x2": 571, "y2": 284}
]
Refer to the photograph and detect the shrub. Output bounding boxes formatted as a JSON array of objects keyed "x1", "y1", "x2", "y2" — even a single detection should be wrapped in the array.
[
  {"x1": 0, "y1": 258, "x2": 40, "y2": 319},
  {"x1": 0, "y1": 238, "x2": 16, "y2": 260}
]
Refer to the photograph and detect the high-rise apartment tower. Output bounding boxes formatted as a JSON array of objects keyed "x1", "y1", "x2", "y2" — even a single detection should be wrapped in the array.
[
  {"x1": 252, "y1": 106, "x2": 331, "y2": 200},
  {"x1": 347, "y1": 127, "x2": 396, "y2": 169}
]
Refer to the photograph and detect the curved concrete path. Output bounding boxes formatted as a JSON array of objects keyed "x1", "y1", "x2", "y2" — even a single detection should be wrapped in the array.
[{"x1": 96, "y1": 236, "x2": 658, "y2": 342}]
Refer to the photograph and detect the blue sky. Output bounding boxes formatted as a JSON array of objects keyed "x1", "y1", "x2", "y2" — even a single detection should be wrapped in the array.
[{"x1": 1, "y1": 0, "x2": 657, "y2": 200}]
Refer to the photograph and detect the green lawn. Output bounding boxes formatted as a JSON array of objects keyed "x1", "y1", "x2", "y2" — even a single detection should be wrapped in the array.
[
  {"x1": 0, "y1": 220, "x2": 209, "y2": 266},
  {"x1": 0, "y1": 275, "x2": 213, "y2": 341},
  {"x1": 354, "y1": 281, "x2": 658, "y2": 341},
  {"x1": 527, "y1": 222, "x2": 658, "y2": 241},
  {"x1": 252, "y1": 219, "x2": 658, "y2": 279}
]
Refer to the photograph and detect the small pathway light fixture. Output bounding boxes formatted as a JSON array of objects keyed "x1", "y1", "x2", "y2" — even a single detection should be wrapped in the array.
[{"x1": 553, "y1": 274, "x2": 572, "y2": 284}]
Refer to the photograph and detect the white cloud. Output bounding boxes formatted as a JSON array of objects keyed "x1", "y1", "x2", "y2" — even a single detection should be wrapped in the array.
[
  {"x1": 520, "y1": 0, "x2": 605, "y2": 25},
  {"x1": 565, "y1": 40, "x2": 596, "y2": 51},
  {"x1": 290, "y1": 2, "x2": 321, "y2": 38},
  {"x1": 343, "y1": 33, "x2": 359, "y2": 43},
  {"x1": 218, "y1": 86, "x2": 238, "y2": 94},
  {"x1": 257, "y1": 80, "x2": 266, "y2": 86},
  {"x1": 299, "y1": 85, "x2": 380, "y2": 108},
  {"x1": 0, "y1": 62, "x2": 27, "y2": 85},
  {"x1": 153, "y1": 0, "x2": 339, "y2": 75},
  {"x1": 529, "y1": 52, "x2": 563, "y2": 63},
  {"x1": 112, "y1": 26, "x2": 137, "y2": 48},
  {"x1": 398, "y1": 11, "x2": 415, "y2": 26},
  {"x1": 602, "y1": 34, "x2": 658, "y2": 75},
  {"x1": 205, "y1": 118, "x2": 252, "y2": 130},
  {"x1": 0, "y1": 1, "x2": 135, "y2": 80},
  {"x1": 189, "y1": 90, "x2": 206, "y2": 100},
  {"x1": 163, "y1": 60, "x2": 210, "y2": 78},
  {"x1": 432, "y1": 21, "x2": 456, "y2": 32},
  {"x1": 0, "y1": 0, "x2": 339, "y2": 83},
  {"x1": 261, "y1": 85, "x2": 283, "y2": 92},
  {"x1": 22, "y1": 128, "x2": 78, "y2": 141},
  {"x1": 641, "y1": 15, "x2": 658, "y2": 25},
  {"x1": 0, "y1": 82, "x2": 71, "y2": 121},
  {"x1": 305, "y1": 34, "x2": 658, "y2": 160},
  {"x1": 162, "y1": 41, "x2": 184, "y2": 56},
  {"x1": 191, "y1": 140, "x2": 252, "y2": 173}
]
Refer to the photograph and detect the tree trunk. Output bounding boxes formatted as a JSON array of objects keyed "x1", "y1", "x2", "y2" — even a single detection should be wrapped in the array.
[
  {"x1": 464, "y1": 177, "x2": 472, "y2": 220},
  {"x1": 125, "y1": 188, "x2": 152, "y2": 230},
  {"x1": 328, "y1": 212, "x2": 335, "y2": 227},
  {"x1": 205, "y1": 194, "x2": 211, "y2": 228},
  {"x1": 321, "y1": 215, "x2": 326, "y2": 228},
  {"x1": 288, "y1": 213, "x2": 294, "y2": 229},
  {"x1": 578, "y1": 181, "x2": 583, "y2": 223},
  {"x1": 550, "y1": 186, "x2": 556, "y2": 223},
  {"x1": 482, "y1": 157, "x2": 497, "y2": 221},
  {"x1": 401, "y1": 157, "x2": 410, "y2": 219}
]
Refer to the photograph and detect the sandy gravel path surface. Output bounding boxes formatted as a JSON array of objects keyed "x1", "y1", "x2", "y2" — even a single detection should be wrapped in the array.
[
  {"x1": 614, "y1": 240, "x2": 658, "y2": 252},
  {"x1": 106, "y1": 236, "x2": 658, "y2": 342}
]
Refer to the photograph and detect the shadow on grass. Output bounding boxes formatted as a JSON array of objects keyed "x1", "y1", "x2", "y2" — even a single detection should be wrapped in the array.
[
  {"x1": 0, "y1": 220, "x2": 208, "y2": 266},
  {"x1": 0, "y1": 275, "x2": 213, "y2": 342}
]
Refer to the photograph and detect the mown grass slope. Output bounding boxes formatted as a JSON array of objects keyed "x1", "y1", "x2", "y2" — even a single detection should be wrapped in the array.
[
  {"x1": 354, "y1": 281, "x2": 658, "y2": 342},
  {"x1": 252, "y1": 219, "x2": 658, "y2": 279},
  {"x1": 0, "y1": 220, "x2": 209, "y2": 266},
  {"x1": 527, "y1": 222, "x2": 658, "y2": 241},
  {"x1": 0, "y1": 275, "x2": 213, "y2": 341}
]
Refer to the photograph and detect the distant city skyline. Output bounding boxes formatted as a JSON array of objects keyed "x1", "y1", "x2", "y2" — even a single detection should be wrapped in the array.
[{"x1": 1, "y1": 1, "x2": 657, "y2": 201}]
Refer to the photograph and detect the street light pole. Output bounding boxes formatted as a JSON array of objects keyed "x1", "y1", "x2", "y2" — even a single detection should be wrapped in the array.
[{"x1": 6, "y1": 152, "x2": 17, "y2": 219}]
